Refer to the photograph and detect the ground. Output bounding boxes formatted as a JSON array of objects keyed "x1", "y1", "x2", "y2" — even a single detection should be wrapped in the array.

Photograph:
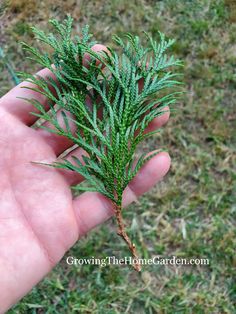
[{"x1": 0, "y1": 0, "x2": 235, "y2": 313}]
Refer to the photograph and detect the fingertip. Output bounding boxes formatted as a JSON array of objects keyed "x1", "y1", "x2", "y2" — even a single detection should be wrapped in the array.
[
  {"x1": 83, "y1": 43, "x2": 108, "y2": 68},
  {"x1": 146, "y1": 106, "x2": 170, "y2": 133},
  {"x1": 155, "y1": 151, "x2": 171, "y2": 176},
  {"x1": 123, "y1": 151, "x2": 171, "y2": 206},
  {"x1": 159, "y1": 109, "x2": 170, "y2": 125},
  {"x1": 91, "y1": 44, "x2": 108, "y2": 53}
]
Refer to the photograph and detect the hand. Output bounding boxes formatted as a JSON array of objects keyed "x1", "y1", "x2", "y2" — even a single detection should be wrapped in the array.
[{"x1": 0, "y1": 44, "x2": 171, "y2": 312}]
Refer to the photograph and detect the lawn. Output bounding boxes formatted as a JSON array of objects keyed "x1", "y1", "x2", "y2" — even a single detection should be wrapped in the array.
[{"x1": 0, "y1": 0, "x2": 235, "y2": 313}]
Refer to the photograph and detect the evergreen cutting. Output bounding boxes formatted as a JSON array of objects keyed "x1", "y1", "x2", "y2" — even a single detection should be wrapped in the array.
[{"x1": 19, "y1": 15, "x2": 182, "y2": 271}]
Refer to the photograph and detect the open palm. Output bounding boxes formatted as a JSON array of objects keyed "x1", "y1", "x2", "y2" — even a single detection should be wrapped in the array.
[{"x1": 0, "y1": 45, "x2": 171, "y2": 313}]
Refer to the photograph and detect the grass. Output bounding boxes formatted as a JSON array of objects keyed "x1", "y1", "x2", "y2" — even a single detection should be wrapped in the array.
[{"x1": 1, "y1": 0, "x2": 236, "y2": 313}]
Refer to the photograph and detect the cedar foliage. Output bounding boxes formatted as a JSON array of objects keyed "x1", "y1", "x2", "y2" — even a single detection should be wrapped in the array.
[{"x1": 19, "y1": 15, "x2": 182, "y2": 271}]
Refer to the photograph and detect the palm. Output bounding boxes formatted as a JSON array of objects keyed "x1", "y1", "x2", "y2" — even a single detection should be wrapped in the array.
[
  {"x1": 0, "y1": 62, "x2": 170, "y2": 312},
  {"x1": 5, "y1": 112, "x2": 80, "y2": 250},
  {"x1": 0, "y1": 110, "x2": 79, "y2": 308}
]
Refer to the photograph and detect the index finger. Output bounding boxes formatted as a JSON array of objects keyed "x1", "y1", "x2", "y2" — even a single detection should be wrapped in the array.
[{"x1": 0, "y1": 67, "x2": 56, "y2": 125}]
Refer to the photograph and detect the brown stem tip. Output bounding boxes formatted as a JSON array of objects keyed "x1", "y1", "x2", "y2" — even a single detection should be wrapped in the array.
[{"x1": 115, "y1": 205, "x2": 141, "y2": 272}]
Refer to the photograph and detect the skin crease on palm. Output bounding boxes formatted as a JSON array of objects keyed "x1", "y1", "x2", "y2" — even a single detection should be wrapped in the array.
[{"x1": 0, "y1": 44, "x2": 171, "y2": 312}]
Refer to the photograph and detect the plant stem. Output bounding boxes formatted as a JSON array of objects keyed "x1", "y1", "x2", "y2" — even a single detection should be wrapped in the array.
[{"x1": 115, "y1": 204, "x2": 141, "y2": 272}]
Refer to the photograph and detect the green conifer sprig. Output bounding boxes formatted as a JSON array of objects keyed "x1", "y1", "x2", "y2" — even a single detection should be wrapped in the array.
[{"x1": 19, "y1": 15, "x2": 182, "y2": 271}]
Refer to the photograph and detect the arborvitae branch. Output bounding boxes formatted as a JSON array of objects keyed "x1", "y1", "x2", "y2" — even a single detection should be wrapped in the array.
[{"x1": 19, "y1": 15, "x2": 182, "y2": 271}]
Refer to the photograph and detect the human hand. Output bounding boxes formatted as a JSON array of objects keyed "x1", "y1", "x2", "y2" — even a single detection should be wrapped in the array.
[{"x1": 0, "y1": 44, "x2": 171, "y2": 312}]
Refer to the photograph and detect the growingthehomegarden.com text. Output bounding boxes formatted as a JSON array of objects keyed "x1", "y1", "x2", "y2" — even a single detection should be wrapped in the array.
[{"x1": 66, "y1": 255, "x2": 209, "y2": 267}]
